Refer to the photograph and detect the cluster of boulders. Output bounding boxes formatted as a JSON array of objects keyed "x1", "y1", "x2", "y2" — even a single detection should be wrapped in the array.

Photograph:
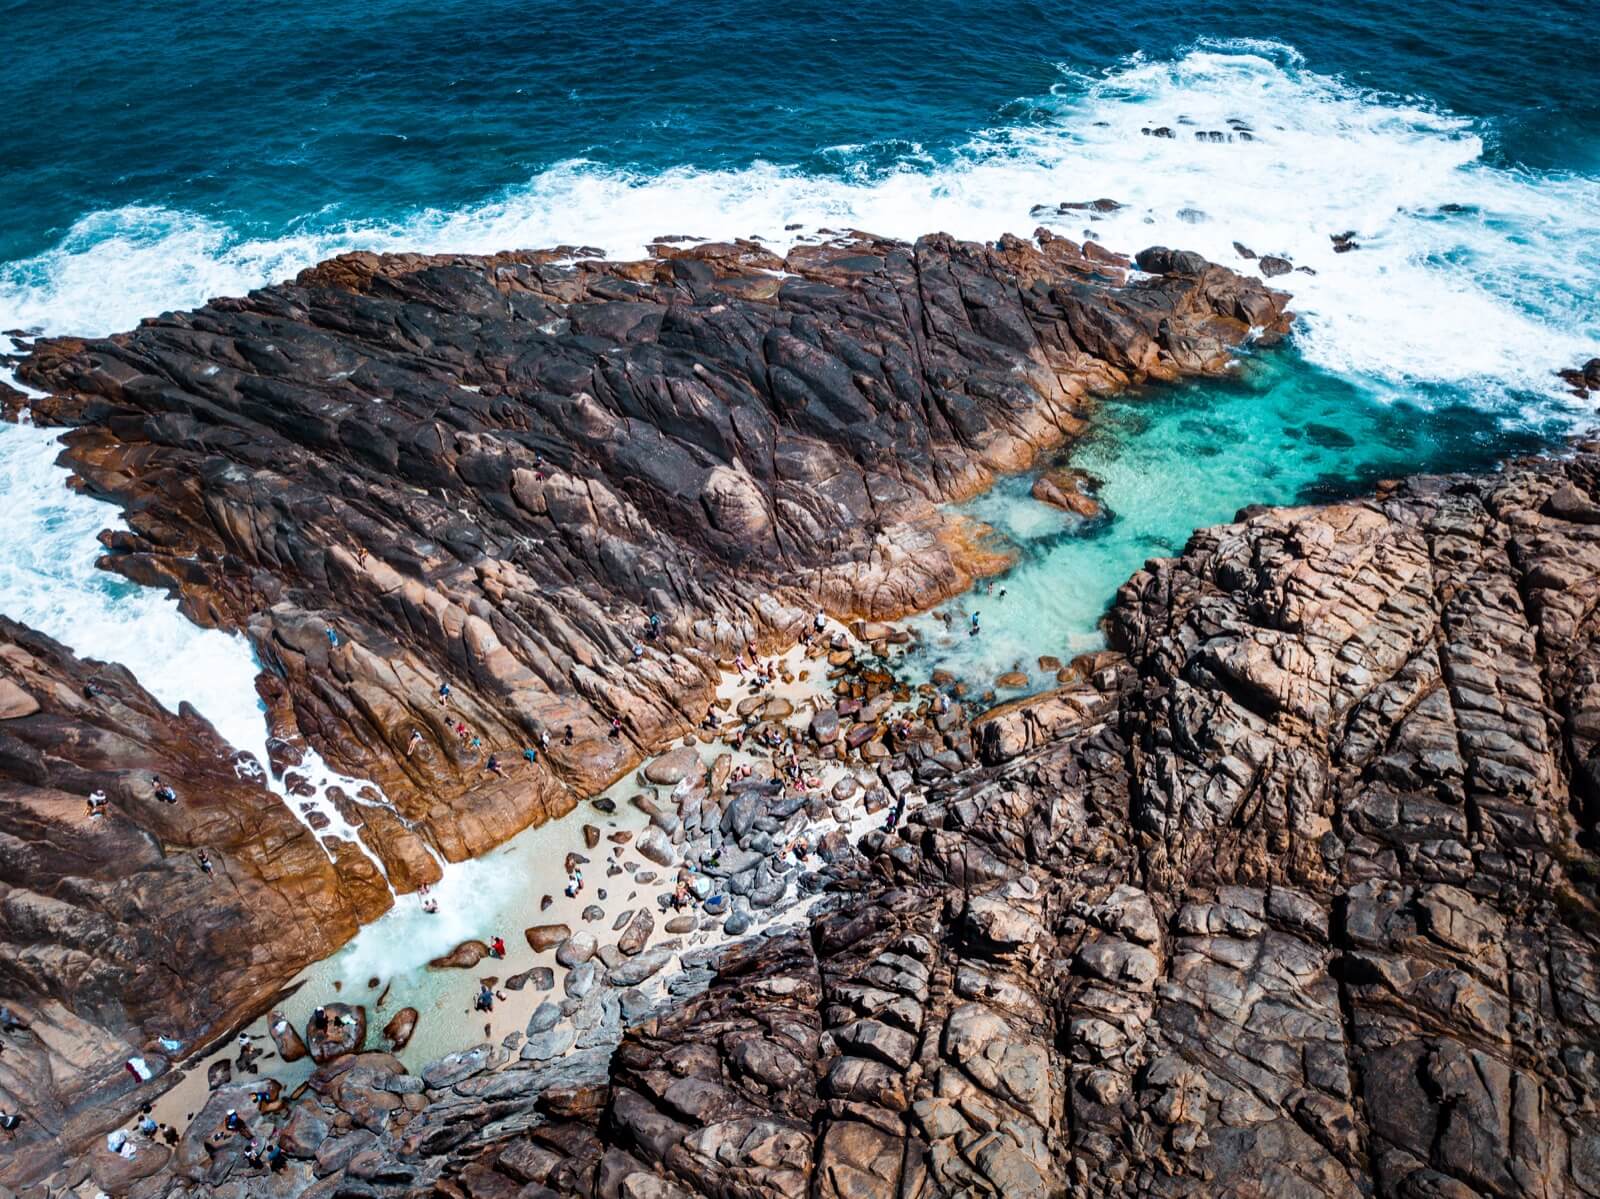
[
  {"x1": 0, "y1": 231, "x2": 1292, "y2": 1189},
  {"x1": 125, "y1": 447, "x2": 1600, "y2": 1199}
]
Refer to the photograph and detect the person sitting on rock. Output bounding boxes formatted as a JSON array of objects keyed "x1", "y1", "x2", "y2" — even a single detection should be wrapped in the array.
[
  {"x1": 152, "y1": 777, "x2": 178, "y2": 804},
  {"x1": 224, "y1": 1109, "x2": 244, "y2": 1134},
  {"x1": 563, "y1": 724, "x2": 574, "y2": 746},
  {"x1": 405, "y1": 729, "x2": 424, "y2": 757},
  {"x1": 522, "y1": 747, "x2": 538, "y2": 767},
  {"x1": 196, "y1": 849, "x2": 213, "y2": 875},
  {"x1": 609, "y1": 718, "x2": 622, "y2": 740},
  {"x1": 631, "y1": 641, "x2": 645, "y2": 662},
  {"x1": 0, "y1": 1111, "x2": 19, "y2": 1135},
  {"x1": 486, "y1": 753, "x2": 503, "y2": 776},
  {"x1": 87, "y1": 789, "x2": 108, "y2": 819}
]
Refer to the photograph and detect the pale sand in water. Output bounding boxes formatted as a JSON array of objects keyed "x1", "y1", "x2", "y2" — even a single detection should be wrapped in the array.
[{"x1": 145, "y1": 621, "x2": 913, "y2": 1138}]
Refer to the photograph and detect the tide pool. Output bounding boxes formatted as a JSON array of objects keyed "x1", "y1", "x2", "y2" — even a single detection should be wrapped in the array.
[{"x1": 903, "y1": 351, "x2": 1563, "y2": 693}]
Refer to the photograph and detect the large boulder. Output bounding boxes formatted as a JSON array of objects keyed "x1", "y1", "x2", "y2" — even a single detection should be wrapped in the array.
[
  {"x1": 525, "y1": 923, "x2": 572, "y2": 952},
  {"x1": 307, "y1": 1004, "x2": 366, "y2": 1064}
]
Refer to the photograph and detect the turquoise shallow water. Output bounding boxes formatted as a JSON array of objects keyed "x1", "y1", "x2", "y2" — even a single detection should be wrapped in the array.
[{"x1": 903, "y1": 351, "x2": 1561, "y2": 692}]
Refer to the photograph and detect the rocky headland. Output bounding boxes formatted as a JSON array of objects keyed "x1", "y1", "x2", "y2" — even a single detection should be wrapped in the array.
[
  {"x1": 19, "y1": 441, "x2": 1600, "y2": 1198},
  {"x1": 15, "y1": 228, "x2": 1599, "y2": 1196},
  {"x1": 0, "y1": 230, "x2": 1292, "y2": 1187}
]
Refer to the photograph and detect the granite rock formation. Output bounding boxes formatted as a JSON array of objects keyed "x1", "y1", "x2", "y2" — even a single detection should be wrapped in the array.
[
  {"x1": 61, "y1": 446, "x2": 1600, "y2": 1198},
  {"x1": 10, "y1": 233, "x2": 1289, "y2": 878},
  {"x1": 0, "y1": 618, "x2": 371, "y2": 1187}
]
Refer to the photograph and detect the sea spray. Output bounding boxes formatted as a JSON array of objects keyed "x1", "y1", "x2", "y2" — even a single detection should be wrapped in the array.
[
  {"x1": 0, "y1": 410, "x2": 401, "y2": 881},
  {"x1": 3, "y1": 45, "x2": 1594, "y2": 417}
]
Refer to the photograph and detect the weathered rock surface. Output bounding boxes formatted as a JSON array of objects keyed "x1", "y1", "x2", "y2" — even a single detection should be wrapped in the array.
[
  {"x1": 0, "y1": 230, "x2": 1292, "y2": 1188},
  {"x1": 0, "y1": 618, "x2": 366, "y2": 1190},
  {"x1": 106, "y1": 447, "x2": 1600, "y2": 1199}
]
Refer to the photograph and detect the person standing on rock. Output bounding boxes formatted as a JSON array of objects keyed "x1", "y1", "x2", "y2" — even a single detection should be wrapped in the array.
[
  {"x1": 489, "y1": 935, "x2": 505, "y2": 958},
  {"x1": 325, "y1": 627, "x2": 338, "y2": 648},
  {"x1": 609, "y1": 718, "x2": 622, "y2": 740},
  {"x1": 438, "y1": 681, "x2": 452, "y2": 705},
  {"x1": 632, "y1": 641, "x2": 645, "y2": 662},
  {"x1": 563, "y1": 724, "x2": 574, "y2": 746},
  {"x1": 522, "y1": 747, "x2": 538, "y2": 767},
  {"x1": 196, "y1": 849, "x2": 213, "y2": 875},
  {"x1": 647, "y1": 613, "x2": 661, "y2": 641},
  {"x1": 86, "y1": 789, "x2": 107, "y2": 820}
]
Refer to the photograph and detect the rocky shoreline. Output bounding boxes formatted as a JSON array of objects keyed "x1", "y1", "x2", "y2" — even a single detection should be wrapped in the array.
[
  {"x1": 0, "y1": 228, "x2": 1293, "y2": 1187},
  {"x1": 24, "y1": 230, "x2": 1600, "y2": 1196},
  {"x1": 21, "y1": 440, "x2": 1600, "y2": 1198}
]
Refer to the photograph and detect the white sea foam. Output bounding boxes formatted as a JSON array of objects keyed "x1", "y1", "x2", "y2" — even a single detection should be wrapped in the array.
[{"x1": 2, "y1": 43, "x2": 1595, "y2": 415}]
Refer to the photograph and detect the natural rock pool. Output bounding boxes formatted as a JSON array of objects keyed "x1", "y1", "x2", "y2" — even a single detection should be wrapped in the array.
[{"x1": 904, "y1": 349, "x2": 1564, "y2": 695}]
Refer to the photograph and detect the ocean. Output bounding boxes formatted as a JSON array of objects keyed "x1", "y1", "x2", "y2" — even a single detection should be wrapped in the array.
[{"x1": 2, "y1": 0, "x2": 1598, "y2": 731}]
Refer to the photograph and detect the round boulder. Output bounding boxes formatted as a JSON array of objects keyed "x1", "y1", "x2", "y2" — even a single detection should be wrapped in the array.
[{"x1": 383, "y1": 1007, "x2": 418, "y2": 1051}]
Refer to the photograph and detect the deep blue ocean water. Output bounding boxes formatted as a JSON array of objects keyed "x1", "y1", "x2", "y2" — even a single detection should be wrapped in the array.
[{"x1": 2, "y1": 0, "x2": 1598, "y2": 694}]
